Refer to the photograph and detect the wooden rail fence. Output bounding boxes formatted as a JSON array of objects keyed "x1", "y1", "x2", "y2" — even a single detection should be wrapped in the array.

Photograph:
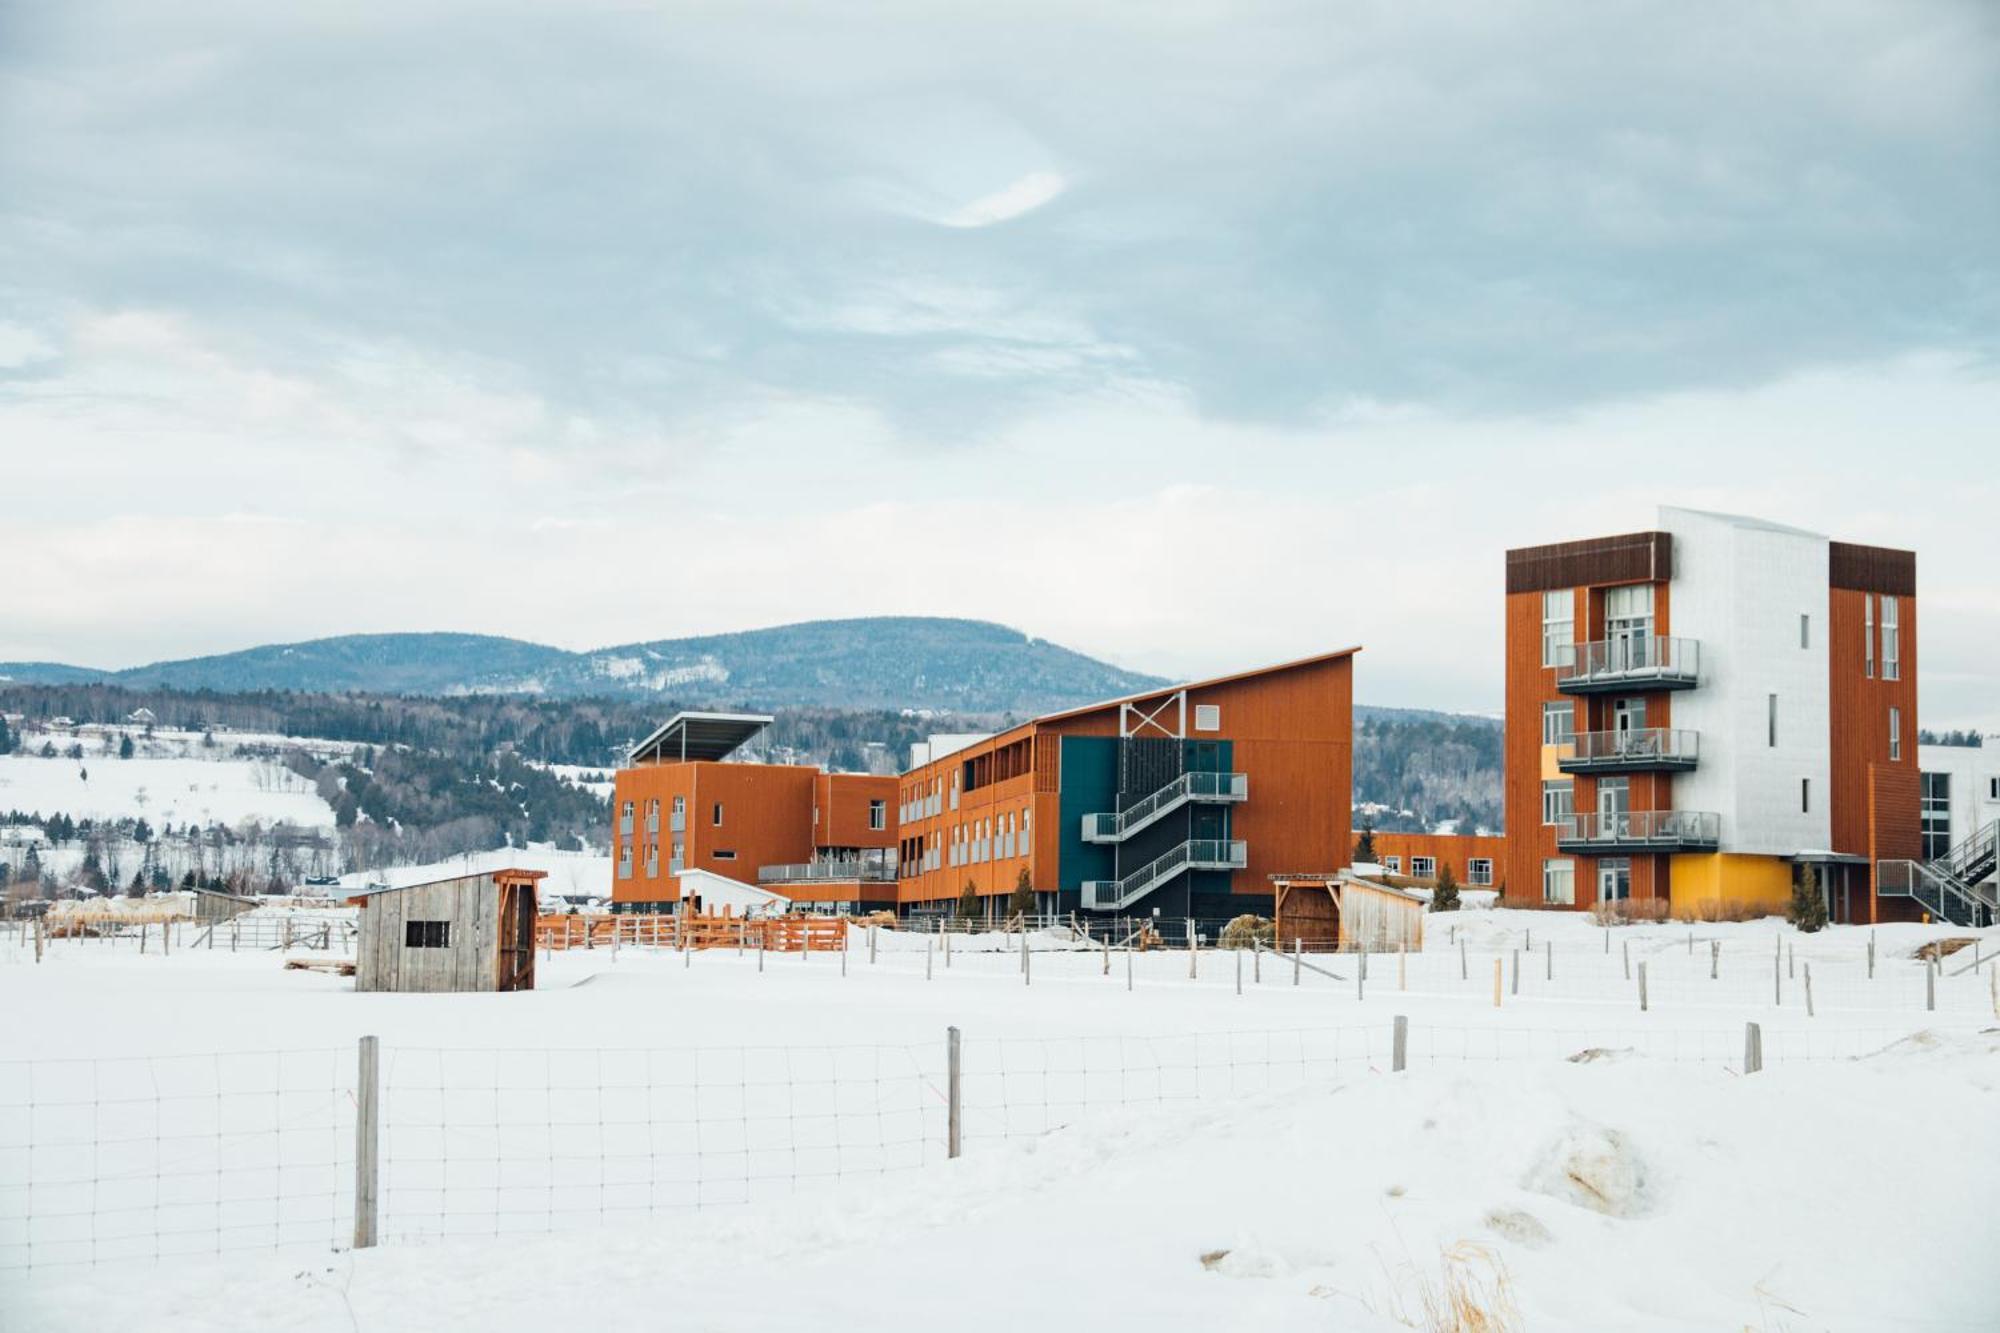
[{"x1": 534, "y1": 913, "x2": 850, "y2": 953}]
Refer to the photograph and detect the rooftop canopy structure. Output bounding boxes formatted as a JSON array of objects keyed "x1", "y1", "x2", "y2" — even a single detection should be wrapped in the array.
[{"x1": 627, "y1": 711, "x2": 775, "y2": 765}]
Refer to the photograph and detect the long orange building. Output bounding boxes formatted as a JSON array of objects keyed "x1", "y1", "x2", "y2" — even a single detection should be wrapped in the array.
[{"x1": 894, "y1": 649, "x2": 1357, "y2": 922}]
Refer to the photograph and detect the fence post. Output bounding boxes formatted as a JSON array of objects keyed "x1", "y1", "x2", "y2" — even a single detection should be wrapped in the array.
[
  {"x1": 870, "y1": 925, "x2": 877, "y2": 966},
  {"x1": 1603, "y1": 927, "x2": 1609, "y2": 955},
  {"x1": 1743, "y1": 1021, "x2": 1762, "y2": 1074},
  {"x1": 1622, "y1": 939, "x2": 1630, "y2": 981},
  {"x1": 1787, "y1": 944, "x2": 1794, "y2": 980},
  {"x1": 842, "y1": 925, "x2": 849, "y2": 977},
  {"x1": 140, "y1": 923, "x2": 147, "y2": 955},
  {"x1": 611, "y1": 917, "x2": 620, "y2": 964},
  {"x1": 1926, "y1": 959, "x2": 1936, "y2": 1012},
  {"x1": 946, "y1": 1026, "x2": 963, "y2": 1160},
  {"x1": 1545, "y1": 940, "x2": 1552, "y2": 981},
  {"x1": 758, "y1": 936, "x2": 765, "y2": 972},
  {"x1": 1510, "y1": 948, "x2": 1519, "y2": 996},
  {"x1": 1188, "y1": 923, "x2": 1197, "y2": 980},
  {"x1": 1804, "y1": 963, "x2": 1815, "y2": 1018},
  {"x1": 1868, "y1": 930, "x2": 1875, "y2": 979},
  {"x1": 945, "y1": 927, "x2": 951, "y2": 969},
  {"x1": 1460, "y1": 938, "x2": 1467, "y2": 980},
  {"x1": 354, "y1": 1034, "x2": 380, "y2": 1249},
  {"x1": 1293, "y1": 937, "x2": 1301, "y2": 987},
  {"x1": 1398, "y1": 940, "x2": 1406, "y2": 991},
  {"x1": 1392, "y1": 1015, "x2": 1408, "y2": 1073},
  {"x1": 1235, "y1": 948, "x2": 1242, "y2": 996},
  {"x1": 1357, "y1": 952, "x2": 1365, "y2": 1001},
  {"x1": 1525, "y1": 927, "x2": 1532, "y2": 953},
  {"x1": 1638, "y1": 960, "x2": 1649, "y2": 1012},
  {"x1": 33, "y1": 915, "x2": 43, "y2": 964},
  {"x1": 163, "y1": 919, "x2": 171, "y2": 955},
  {"x1": 1492, "y1": 957, "x2": 1502, "y2": 1007},
  {"x1": 1774, "y1": 956, "x2": 1781, "y2": 1006},
  {"x1": 1254, "y1": 944, "x2": 1262, "y2": 985},
  {"x1": 1710, "y1": 940, "x2": 1719, "y2": 980},
  {"x1": 1022, "y1": 931, "x2": 1030, "y2": 987},
  {"x1": 1102, "y1": 937, "x2": 1110, "y2": 977},
  {"x1": 1127, "y1": 941, "x2": 1133, "y2": 992}
]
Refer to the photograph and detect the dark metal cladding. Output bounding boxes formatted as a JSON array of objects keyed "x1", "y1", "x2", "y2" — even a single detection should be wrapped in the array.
[
  {"x1": 1828, "y1": 541, "x2": 1915, "y2": 596},
  {"x1": 1504, "y1": 531, "x2": 1672, "y2": 594}
]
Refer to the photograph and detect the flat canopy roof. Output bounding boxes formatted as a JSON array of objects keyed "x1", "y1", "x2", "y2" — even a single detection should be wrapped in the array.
[{"x1": 628, "y1": 711, "x2": 775, "y2": 764}]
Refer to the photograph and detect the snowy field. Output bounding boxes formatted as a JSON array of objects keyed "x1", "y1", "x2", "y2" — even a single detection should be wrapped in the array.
[
  {"x1": 0, "y1": 752, "x2": 335, "y2": 828},
  {"x1": 335, "y1": 846, "x2": 611, "y2": 902},
  {"x1": 2, "y1": 908, "x2": 1997, "y2": 1331}
]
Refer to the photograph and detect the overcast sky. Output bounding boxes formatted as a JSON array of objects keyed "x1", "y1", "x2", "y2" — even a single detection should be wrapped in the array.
[{"x1": 2, "y1": 1, "x2": 1996, "y2": 724}]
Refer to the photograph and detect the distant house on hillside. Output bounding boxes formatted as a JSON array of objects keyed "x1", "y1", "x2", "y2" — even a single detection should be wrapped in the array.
[{"x1": 126, "y1": 708, "x2": 157, "y2": 726}]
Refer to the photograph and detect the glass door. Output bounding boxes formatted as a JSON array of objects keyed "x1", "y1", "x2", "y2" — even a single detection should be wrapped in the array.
[
  {"x1": 1612, "y1": 697, "x2": 1648, "y2": 759},
  {"x1": 1597, "y1": 858, "x2": 1632, "y2": 902},
  {"x1": 1597, "y1": 777, "x2": 1630, "y2": 840},
  {"x1": 1604, "y1": 584, "x2": 1655, "y2": 672}
]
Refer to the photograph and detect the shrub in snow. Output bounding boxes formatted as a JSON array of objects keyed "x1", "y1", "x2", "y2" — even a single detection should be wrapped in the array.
[
  {"x1": 1431, "y1": 863, "x2": 1460, "y2": 912},
  {"x1": 1787, "y1": 863, "x2": 1828, "y2": 933},
  {"x1": 1525, "y1": 1120, "x2": 1651, "y2": 1219}
]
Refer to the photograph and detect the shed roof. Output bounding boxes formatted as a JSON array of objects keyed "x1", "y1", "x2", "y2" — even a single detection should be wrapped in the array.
[
  {"x1": 346, "y1": 867, "x2": 547, "y2": 903},
  {"x1": 628, "y1": 711, "x2": 775, "y2": 764}
]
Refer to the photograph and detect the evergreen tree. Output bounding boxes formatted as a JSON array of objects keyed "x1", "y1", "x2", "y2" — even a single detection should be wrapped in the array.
[
  {"x1": 1431, "y1": 861, "x2": 1461, "y2": 912},
  {"x1": 1007, "y1": 868, "x2": 1035, "y2": 922},
  {"x1": 0, "y1": 715, "x2": 13, "y2": 755},
  {"x1": 1354, "y1": 821, "x2": 1378, "y2": 863},
  {"x1": 1788, "y1": 864, "x2": 1828, "y2": 933},
  {"x1": 127, "y1": 870, "x2": 146, "y2": 899},
  {"x1": 955, "y1": 880, "x2": 979, "y2": 923},
  {"x1": 118, "y1": 733, "x2": 135, "y2": 760}
]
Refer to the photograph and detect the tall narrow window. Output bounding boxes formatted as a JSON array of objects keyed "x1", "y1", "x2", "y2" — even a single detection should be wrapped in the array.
[
  {"x1": 712, "y1": 802, "x2": 724, "y2": 826},
  {"x1": 1541, "y1": 780, "x2": 1574, "y2": 827},
  {"x1": 1863, "y1": 594, "x2": 1875, "y2": 678},
  {"x1": 1768, "y1": 694, "x2": 1778, "y2": 748},
  {"x1": 1889, "y1": 707, "x2": 1902, "y2": 761},
  {"x1": 869, "y1": 799, "x2": 886, "y2": 831},
  {"x1": 1541, "y1": 590, "x2": 1574, "y2": 668},
  {"x1": 1881, "y1": 596, "x2": 1900, "y2": 681},
  {"x1": 1541, "y1": 702, "x2": 1575, "y2": 746}
]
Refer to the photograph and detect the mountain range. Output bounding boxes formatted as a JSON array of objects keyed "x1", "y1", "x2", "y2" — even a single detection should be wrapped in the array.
[{"x1": 0, "y1": 618, "x2": 1169, "y2": 715}]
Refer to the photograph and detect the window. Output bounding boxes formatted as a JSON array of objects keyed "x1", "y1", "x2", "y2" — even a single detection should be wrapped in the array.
[
  {"x1": 712, "y1": 802, "x2": 724, "y2": 827},
  {"x1": 619, "y1": 801, "x2": 634, "y2": 834},
  {"x1": 1467, "y1": 858, "x2": 1494, "y2": 886},
  {"x1": 1597, "y1": 858, "x2": 1630, "y2": 903},
  {"x1": 1410, "y1": 856, "x2": 1436, "y2": 878},
  {"x1": 1768, "y1": 693, "x2": 1778, "y2": 748},
  {"x1": 1542, "y1": 779, "x2": 1574, "y2": 827},
  {"x1": 618, "y1": 845, "x2": 632, "y2": 879},
  {"x1": 1864, "y1": 595, "x2": 1875, "y2": 678},
  {"x1": 1194, "y1": 704, "x2": 1221, "y2": 731},
  {"x1": 672, "y1": 795, "x2": 685, "y2": 814},
  {"x1": 1541, "y1": 589, "x2": 1574, "y2": 668},
  {"x1": 1882, "y1": 596, "x2": 1900, "y2": 680},
  {"x1": 1541, "y1": 702, "x2": 1575, "y2": 747},
  {"x1": 1990, "y1": 777, "x2": 1999, "y2": 802},
  {"x1": 1922, "y1": 772, "x2": 1952, "y2": 860},
  {"x1": 869, "y1": 799, "x2": 886, "y2": 831},
  {"x1": 1542, "y1": 858, "x2": 1575, "y2": 906},
  {"x1": 1889, "y1": 707, "x2": 1901, "y2": 762},
  {"x1": 1382, "y1": 856, "x2": 1401, "y2": 873},
  {"x1": 1801, "y1": 778, "x2": 1811, "y2": 814},
  {"x1": 671, "y1": 840, "x2": 684, "y2": 869},
  {"x1": 403, "y1": 920, "x2": 450, "y2": 949},
  {"x1": 1800, "y1": 613, "x2": 1810, "y2": 650},
  {"x1": 712, "y1": 849, "x2": 736, "y2": 861},
  {"x1": 645, "y1": 845, "x2": 658, "y2": 877}
]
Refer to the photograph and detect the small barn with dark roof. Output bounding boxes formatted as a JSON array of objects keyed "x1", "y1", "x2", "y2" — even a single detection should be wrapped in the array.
[{"x1": 349, "y1": 868, "x2": 545, "y2": 993}]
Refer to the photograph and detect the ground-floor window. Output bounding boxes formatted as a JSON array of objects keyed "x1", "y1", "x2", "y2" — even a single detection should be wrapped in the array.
[
  {"x1": 1410, "y1": 856, "x2": 1436, "y2": 878},
  {"x1": 1597, "y1": 857, "x2": 1631, "y2": 902},
  {"x1": 1542, "y1": 858, "x2": 1575, "y2": 905},
  {"x1": 1467, "y1": 858, "x2": 1493, "y2": 886},
  {"x1": 1381, "y1": 855, "x2": 1401, "y2": 873}
]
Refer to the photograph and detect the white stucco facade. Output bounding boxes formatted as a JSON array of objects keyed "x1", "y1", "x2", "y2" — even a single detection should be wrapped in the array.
[{"x1": 1660, "y1": 506, "x2": 1833, "y2": 856}]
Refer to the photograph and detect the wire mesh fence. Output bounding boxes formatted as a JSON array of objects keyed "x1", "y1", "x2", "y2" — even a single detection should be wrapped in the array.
[{"x1": 4, "y1": 1008, "x2": 1990, "y2": 1274}]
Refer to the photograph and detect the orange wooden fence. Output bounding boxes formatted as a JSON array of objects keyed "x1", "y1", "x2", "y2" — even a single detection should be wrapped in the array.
[{"x1": 534, "y1": 912, "x2": 851, "y2": 953}]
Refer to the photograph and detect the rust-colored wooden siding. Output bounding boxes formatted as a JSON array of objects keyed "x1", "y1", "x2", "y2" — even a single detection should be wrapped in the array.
[
  {"x1": 815, "y1": 773, "x2": 898, "y2": 850},
  {"x1": 1826, "y1": 585, "x2": 1919, "y2": 878},
  {"x1": 1369, "y1": 832, "x2": 1507, "y2": 885}
]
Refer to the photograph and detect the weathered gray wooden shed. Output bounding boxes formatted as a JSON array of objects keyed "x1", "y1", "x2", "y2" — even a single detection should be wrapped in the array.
[{"x1": 350, "y1": 868, "x2": 543, "y2": 993}]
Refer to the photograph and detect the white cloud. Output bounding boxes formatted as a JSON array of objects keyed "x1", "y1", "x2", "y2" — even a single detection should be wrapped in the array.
[
  {"x1": 938, "y1": 171, "x2": 1067, "y2": 228},
  {"x1": 0, "y1": 321, "x2": 59, "y2": 369}
]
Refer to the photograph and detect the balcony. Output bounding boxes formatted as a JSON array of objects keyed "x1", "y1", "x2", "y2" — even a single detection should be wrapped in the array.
[
  {"x1": 1557, "y1": 810, "x2": 1720, "y2": 854},
  {"x1": 1555, "y1": 636, "x2": 1699, "y2": 694},
  {"x1": 1557, "y1": 728, "x2": 1699, "y2": 775},
  {"x1": 757, "y1": 852, "x2": 900, "y2": 885}
]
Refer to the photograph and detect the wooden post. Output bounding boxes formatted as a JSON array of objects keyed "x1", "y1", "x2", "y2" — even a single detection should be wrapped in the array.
[
  {"x1": 1743, "y1": 1021, "x2": 1763, "y2": 1074},
  {"x1": 945, "y1": 927, "x2": 952, "y2": 969},
  {"x1": 1460, "y1": 938, "x2": 1467, "y2": 980},
  {"x1": 163, "y1": 919, "x2": 171, "y2": 955},
  {"x1": 354, "y1": 1035, "x2": 379, "y2": 1249},
  {"x1": 1603, "y1": 927, "x2": 1609, "y2": 955},
  {"x1": 1357, "y1": 954, "x2": 1364, "y2": 1001},
  {"x1": 1804, "y1": 963, "x2": 1815, "y2": 1018},
  {"x1": 1638, "y1": 960, "x2": 1649, "y2": 1012},
  {"x1": 1774, "y1": 956, "x2": 1782, "y2": 1006},
  {"x1": 1867, "y1": 933, "x2": 1875, "y2": 979},
  {"x1": 1525, "y1": 928, "x2": 1532, "y2": 953},
  {"x1": 1492, "y1": 957, "x2": 1502, "y2": 1008},
  {"x1": 1397, "y1": 940, "x2": 1406, "y2": 991},
  {"x1": 33, "y1": 915, "x2": 43, "y2": 964},
  {"x1": 869, "y1": 925, "x2": 877, "y2": 966},
  {"x1": 1126, "y1": 942, "x2": 1133, "y2": 992},
  {"x1": 1102, "y1": 937, "x2": 1109, "y2": 977},
  {"x1": 140, "y1": 923, "x2": 147, "y2": 955},
  {"x1": 1293, "y1": 937, "x2": 1301, "y2": 987},
  {"x1": 1926, "y1": 959, "x2": 1936, "y2": 1012},
  {"x1": 1235, "y1": 947, "x2": 1242, "y2": 996},
  {"x1": 1022, "y1": 930, "x2": 1030, "y2": 987},
  {"x1": 231, "y1": 919, "x2": 239, "y2": 952},
  {"x1": 1687, "y1": 930, "x2": 1693, "y2": 956},
  {"x1": 1187, "y1": 920, "x2": 1196, "y2": 979},
  {"x1": 1622, "y1": 939, "x2": 1630, "y2": 980},
  {"x1": 1710, "y1": 940, "x2": 1720, "y2": 980},
  {"x1": 842, "y1": 925, "x2": 849, "y2": 977},
  {"x1": 1392, "y1": 1015, "x2": 1408, "y2": 1073},
  {"x1": 926, "y1": 938, "x2": 933, "y2": 981},
  {"x1": 1544, "y1": 940, "x2": 1551, "y2": 981},
  {"x1": 611, "y1": 916, "x2": 620, "y2": 963},
  {"x1": 758, "y1": 936, "x2": 765, "y2": 972},
  {"x1": 738, "y1": 920, "x2": 746, "y2": 956},
  {"x1": 946, "y1": 1026, "x2": 962, "y2": 1160},
  {"x1": 1787, "y1": 943, "x2": 1794, "y2": 980},
  {"x1": 1254, "y1": 945, "x2": 1262, "y2": 985},
  {"x1": 1510, "y1": 948, "x2": 1519, "y2": 995}
]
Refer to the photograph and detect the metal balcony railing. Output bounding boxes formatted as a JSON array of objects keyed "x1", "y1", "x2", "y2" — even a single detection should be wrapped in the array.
[
  {"x1": 1557, "y1": 727, "x2": 1700, "y2": 773},
  {"x1": 1080, "y1": 838, "x2": 1247, "y2": 911},
  {"x1": 1555, "y1": 635, "x2": 1700, "y2": 693},
  {"x1": 1082, "y1": 771, "x2": 1248, "y2": 843},
  {"x1": 758, "y1": 854, "x2": 901, "y2": 885},
  {"x1": 1557, "y1": 809, "x2": 1720, "y2": 851}
]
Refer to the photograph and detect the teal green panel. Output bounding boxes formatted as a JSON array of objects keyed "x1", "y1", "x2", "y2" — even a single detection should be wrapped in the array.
[{"x1": 1058, "y1": 736, "x2": 1119, "y2": 892}]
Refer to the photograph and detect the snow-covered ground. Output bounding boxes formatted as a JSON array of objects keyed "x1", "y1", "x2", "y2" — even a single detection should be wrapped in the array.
[
  {"x1": 3, "y1": 908, "x2": 1996, "y2": 1331},
  {"x1": 0, "y1": 753, "x2": 335, "y2": 828}
]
